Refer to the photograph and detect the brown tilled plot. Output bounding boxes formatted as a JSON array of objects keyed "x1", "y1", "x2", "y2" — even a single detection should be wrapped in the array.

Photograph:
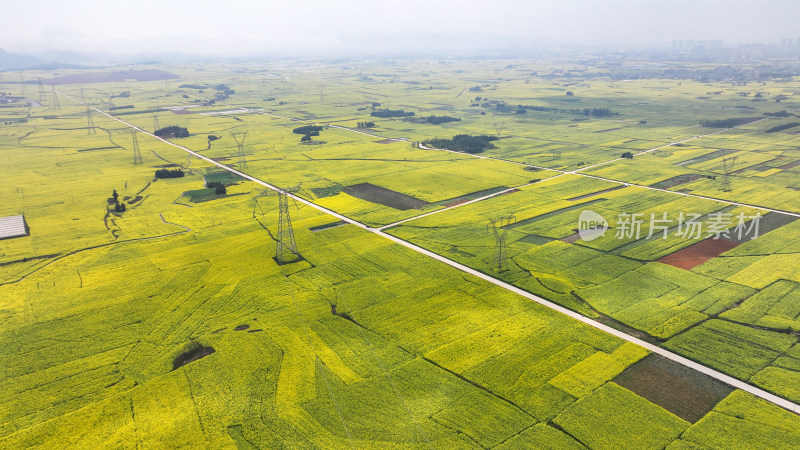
[
  {"x1": 343, "y1": 183, "x2": 428, "y2": 210},
  {"x1": 614, "y1": 354, "x2": 734, "y2": 422},
  {"x1": 658, "y1": 237, "x2": 739, "y2": 270}
]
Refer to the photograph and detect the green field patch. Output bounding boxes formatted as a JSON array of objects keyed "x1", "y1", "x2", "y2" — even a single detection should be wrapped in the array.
[
  {"x1": 430, "y1": 390, "x2": 534, "y2": 448},
  {"x1": 182, "y1": 187, "x2": 227, "y2": 203},
  {"x1": 676, "y1": 391, "x2": 800, "y2": 449},
  {"x1": 553, "y1": 383, "x2": 689, "y2": 449},
  {"x1": 664, "y1": 320, "x2": 797, "y2": 379},
  {"x1": 750, "y1": 367, "x2": 800, "y2": 403},
  {"x1": 495, "y1": 423, "x2": 583, "y2": 449},
  {"x1": 204, "y1": 170, "x2": 244, "y2": 186},
  {"x1": 674, "y1": 149, "x2": 735, "y2": 167},
  {"x1": 549, "y1": 342, "x2": 648, "y2": 398},
  {"x1": 721, "y1": 280, "x2": 800, "y2": 331}
]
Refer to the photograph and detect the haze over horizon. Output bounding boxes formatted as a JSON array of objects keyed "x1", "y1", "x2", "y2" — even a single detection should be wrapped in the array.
[{"x1": 3, "y1": 0, "x2": 800, "y2": 57}]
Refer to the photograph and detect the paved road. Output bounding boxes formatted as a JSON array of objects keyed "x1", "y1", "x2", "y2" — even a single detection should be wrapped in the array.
[{"x1": 57, "y1": 89, "x2": 800, "y2": 415}]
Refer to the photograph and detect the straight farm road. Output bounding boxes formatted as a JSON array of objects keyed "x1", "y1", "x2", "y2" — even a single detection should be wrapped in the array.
[{"x1": 56, "y1": 88, "x2": 800, "y2": 416}]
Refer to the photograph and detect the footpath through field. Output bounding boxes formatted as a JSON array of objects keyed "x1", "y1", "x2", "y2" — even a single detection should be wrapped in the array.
[{"x1": 56, "y1": 89, "x2": 800, "y2": 415}]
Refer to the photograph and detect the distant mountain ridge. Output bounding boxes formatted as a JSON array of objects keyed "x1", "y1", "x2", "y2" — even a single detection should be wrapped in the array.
[{"x1": 0, "y1": 48, "x2": 41, "y2": 70}]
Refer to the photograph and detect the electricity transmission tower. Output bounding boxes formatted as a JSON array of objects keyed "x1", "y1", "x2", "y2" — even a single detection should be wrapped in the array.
[
  {"x1": 152, "y1": 99, "x2": 160, "y2": 132},
  {"x1": 50, "y1": 85, "x2": 60, "y2": 110},
  {"x1": 232, "y1": 131, "x2": 248, "y2": 169},
  {"x1": 319, "y1": 86, "x2": 327, "y2": 102},
  {"x1": 18, "y1": 72, "x2": 26, "y2": 96},
  {"x1": 81, "y1": 89, "x2": 96, "y2": 134},
  {"x1": 252, "y1": 185, "x2": 310, "y2": 264},
  {"x1": 488, "y1": 215, "x2": 516, "y2": 272},
  {"x1": 131, "y1": 130, "x2": 143, "y2": 165},
  {"x1": 276, "y1": 190, "x2": 300, "y2": 263},
  {"x1": 494, "y1": 122, "x2": 506, "y2": 139},
  {"x1": 720, "y1": 156, "x2": 738, "y2": 192},
  {"x1": 37, "y1": 79, "x2": 46, "y2": 102}
]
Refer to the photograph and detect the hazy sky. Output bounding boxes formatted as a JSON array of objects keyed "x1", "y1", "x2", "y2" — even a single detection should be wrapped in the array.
[{"x1": 3, "y1": 0, "x2": 800, "y2": 56}]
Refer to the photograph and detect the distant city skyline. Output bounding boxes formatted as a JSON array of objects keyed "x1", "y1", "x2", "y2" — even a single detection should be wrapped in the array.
[{"x1": 2, "y1": 0, "x2": 800, "y2": 57}]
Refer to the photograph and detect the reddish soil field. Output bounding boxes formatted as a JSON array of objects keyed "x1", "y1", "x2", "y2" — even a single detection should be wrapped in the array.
[{"x1": 658, "y1": 237, "x2": 739, "y2": 270}]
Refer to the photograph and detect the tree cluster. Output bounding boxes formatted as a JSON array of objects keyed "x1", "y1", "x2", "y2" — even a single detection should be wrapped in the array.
[
  {"x1": 764, "y1": 110, "x2": 794, "y2": 117},
  {"x1": 111, "y1": 189, "x2": 126, "y2": 213},
  {"x1": 404, "y1": 115, "x2": 461, "y2": 125},
  {"x1": 481, "y1": 101, "x2": 618, "y2": 118},
  {"x1": 293, "y1": 125, "x2": 323, "y2": 142},
  {"x1": 154, "y1": 126, "x2": 189, "y2": 138},
  {"x1": 621, "y1": 151, "x2": 634, "y2": 159},
  {"x1": 422, "y1": 134, "x2": 498, "y2": 154},
  {"x1": 357, "y1": 121, "x2": 376, "y2": 128},
  {"x1": 292, "y1": 125, "x2": 323, "y2": 135},
  {"x1": 766, "y1": 122, "x2": 800, "y2": 133},
  {"x1": 581, "y1": 108, "x2": 614, "y2": 117},
  {"x1": 699, "y1": 117, "x2": 759, "y2": 128},
  {"x1": 206, "y1": 181, "x2": 227, "y2": 195},
  {"x1": 370, "y1": 109, "x2": 415, "y2": 118},
  {"x1": 155, "y1": 168, "x2": 185, "y2": 179}
]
